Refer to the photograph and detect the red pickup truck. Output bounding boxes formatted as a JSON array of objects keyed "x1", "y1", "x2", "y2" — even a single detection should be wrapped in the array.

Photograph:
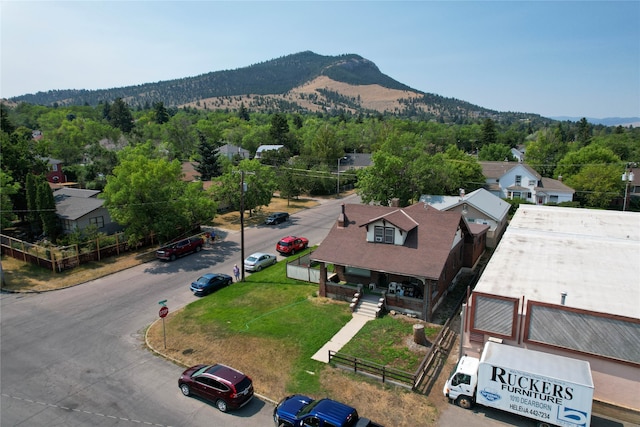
[
  {"x1": 276, "y1": 236, "x2": 309, "y2": 256},
  {"x1": 156, "y1": 237, "x2": 204, "y2": 261}
]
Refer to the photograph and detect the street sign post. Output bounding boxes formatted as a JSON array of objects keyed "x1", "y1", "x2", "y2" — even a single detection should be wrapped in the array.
[{"x1": 158, "y1": 303, "x2": 169, "y2": 349}]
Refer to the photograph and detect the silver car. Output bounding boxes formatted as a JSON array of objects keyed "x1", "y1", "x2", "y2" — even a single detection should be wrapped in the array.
[{"x1": 244, "y1": 252, "x2": 277, "y2": 272}]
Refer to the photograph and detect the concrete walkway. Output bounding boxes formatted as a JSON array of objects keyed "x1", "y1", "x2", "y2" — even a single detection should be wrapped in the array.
[{"x1": 311, "y1": 313, "x2": 373, "y2": 363}]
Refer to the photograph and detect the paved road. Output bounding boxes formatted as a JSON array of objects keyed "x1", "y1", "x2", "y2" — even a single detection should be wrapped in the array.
[{"x1": 1, "y1": 194, "x2": 358, "y2": 427}]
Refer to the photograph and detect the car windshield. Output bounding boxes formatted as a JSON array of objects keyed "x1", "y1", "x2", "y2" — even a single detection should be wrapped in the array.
[
  {"x1": 279, "y1": 241, "x2": 290, "y2": 246},
  {"x1": 297, "y1": 399, "x2": 320, "y2": 416}
]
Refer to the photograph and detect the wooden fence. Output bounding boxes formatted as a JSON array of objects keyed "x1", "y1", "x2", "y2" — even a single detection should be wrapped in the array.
[
  {"x1": 0, "y1": 232, "x2": 156, "y2": 273},
  {"x1": 328, "y1": 350, "x2": 416, "y2": 388}
]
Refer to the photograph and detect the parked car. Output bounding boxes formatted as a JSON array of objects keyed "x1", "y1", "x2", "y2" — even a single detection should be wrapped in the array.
[
  {"x1": 273, "y1": 394, "x2": 373, "y2": 427},
  {"x1": 276, "y1": 236, "x2": 309, "y2": 256},
  {"x1": 190, "y1": 273, "x2": 232, "y2": 296},
  {"x1": 265, "y1": 212, "x2": 289, "y2": 225},
  {"x1": 178, "y1": 364, "x2": 253, "y2": 412},
  {"x1": 156, "y1": 237, "x2": 204, "y2": 261},
  {"x1": 244, "y1": 252, "x2": 277, "y2": 272}
]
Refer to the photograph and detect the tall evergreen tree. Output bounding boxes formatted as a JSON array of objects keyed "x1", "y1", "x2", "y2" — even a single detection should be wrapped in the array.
[
  {"x1": 153, "y1": 102, "x2": 170, "y2": 124},
  {"x1": 36, "y1": 179, "x2": 59, "y2": 241},
  {"x1": 109, "y1": 98, "x2": 134, "y2": 133},
  {"x1": 194, "y1": 134, "x2": 223, "y2": 180},
  {"x1": 480, "y1": 118, "x2": 498, "y2": 147},
  {"x1": 237, "y1": 103, "x2": 250, "y2": 121}
]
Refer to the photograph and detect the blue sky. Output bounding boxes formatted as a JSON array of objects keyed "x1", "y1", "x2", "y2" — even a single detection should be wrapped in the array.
[{"x1": 2, "y1": 1, "x2": 639, "y2": 119}]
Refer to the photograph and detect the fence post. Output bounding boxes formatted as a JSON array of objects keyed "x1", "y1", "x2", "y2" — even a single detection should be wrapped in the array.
[{"x1": 96, "y1": 237, "x2": 101, "y2": 261}]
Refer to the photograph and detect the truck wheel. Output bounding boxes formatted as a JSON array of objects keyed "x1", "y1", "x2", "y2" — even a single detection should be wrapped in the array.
[
  {"x1": 538, "y1": 423, "x2": 551, "y2": 427},
  {"x1": 456, "y1": 396, "x2": 473, "y2": 409}
]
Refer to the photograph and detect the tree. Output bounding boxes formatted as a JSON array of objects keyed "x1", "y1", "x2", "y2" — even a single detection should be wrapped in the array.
[
  {"x1": 36, "y1": 178, "x2": 59, "y2": 241},
  {"x1": 269, "y1": 113, "x2": 290, "y2": 147},
  {"x1": 480, "y1": 118, "x2": 498, "y2": 147},
  {"x1": 102, "y1": 143, "x2": 216, "y2": 244},
  {"x1": 214, "y1": 159, "x2": 276, "y2": 216},
  {"x1": 357, "y1": 147, "x2": 412, "y2": 206},
  {"x1": 478, "y1": 143, "x2": 515, "y2": 161},
  {"x1": 237, "y1": 103, "x2": 250, "y2": 121},
  {"x1": 576, "y1": 117, "x2": 592, "y2": 146},
  {"x1": 194, "y1": 134, "x2": 223, "y2": 180},
  {"x1": 525, "y1": 129, "x2": 568, "y2": 177},
  {"x1": 153, "y1": 102, "x2": 170, "y2": 124},
  {"x1": 0, "y1": 170, "x2": 20, "y2": 229},
  {"x1": 108, "y1": 98, "x2": 134, "y2": 133}
]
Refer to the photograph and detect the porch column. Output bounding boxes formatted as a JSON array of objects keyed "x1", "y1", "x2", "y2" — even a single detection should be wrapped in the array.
[{"x1": 319, "y1": 262, "x2": 327, "y2": 297}]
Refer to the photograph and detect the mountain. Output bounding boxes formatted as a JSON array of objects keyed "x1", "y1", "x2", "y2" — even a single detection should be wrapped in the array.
[
  {"x1": 8, "y1": 51, "x2": 550, "y2": 125},
  {"x1": 549, "y1": 116, "x2": 640, "y2": 127}
]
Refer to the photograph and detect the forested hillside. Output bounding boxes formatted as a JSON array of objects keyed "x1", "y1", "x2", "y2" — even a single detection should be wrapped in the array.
[{"x1": 6, "y1": 51, "x2": 550, "y2": 126}]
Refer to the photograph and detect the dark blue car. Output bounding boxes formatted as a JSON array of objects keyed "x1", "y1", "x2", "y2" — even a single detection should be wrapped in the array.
[
  {"x1": 273, "y1": 394, "x2": 372, "y2": 427},
  {"x1": 190, "y1": 273, "x2": 232, "y2": 296}
]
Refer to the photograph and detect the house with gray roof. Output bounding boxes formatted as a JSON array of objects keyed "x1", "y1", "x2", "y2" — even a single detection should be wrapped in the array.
[
  {"x1": 54, "y1": 188, "x2": 121, "y2": 235},
  {"x1": 462, "y1": 204, "x2": 640, "y2": 415},
  {"x1": 420, "y1": 188, "x2": 510, "y2": 248},
  {"x1": 311, "y1": 202, "x2": 487, "y2": 321},
  {"x1": 255, "y1": 144, "x2": 284, "y2": 159},
  {"x1": 480, "y1": 161, "x2": 574, "y2": 204},
  {"x1": 217, "y1": 143, "x2": 250, "y2": 160}
]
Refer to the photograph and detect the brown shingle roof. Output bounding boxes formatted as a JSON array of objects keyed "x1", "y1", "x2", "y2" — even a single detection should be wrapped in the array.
[{"x1": 312, "y1": 203, "x2": 465, "y2": 280}]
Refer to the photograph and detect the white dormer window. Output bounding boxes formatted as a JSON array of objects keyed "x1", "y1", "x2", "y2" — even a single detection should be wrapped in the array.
[
  {"x1": 374, "y1": 226, "x2": 395, "y2": 244},
  {"x1": 515, "y1": 175, "x2": 522, "y2": 186}
]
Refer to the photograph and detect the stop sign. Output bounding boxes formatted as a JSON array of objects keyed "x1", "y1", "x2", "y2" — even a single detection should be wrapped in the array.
[{"x1": 159, "y1": 306, "x2": 169, "y2": 318}]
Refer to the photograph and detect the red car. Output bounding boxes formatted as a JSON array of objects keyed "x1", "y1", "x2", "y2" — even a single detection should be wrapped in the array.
[
  {"x1": 156, "y1": 237, "x2": 204, "y2": 261},
  {"x1": 276, "y1": 235, "x2": 309, "y2": 255},
  {"x1": 178, "y1": 364, "x2": 254, "y2": 412}
]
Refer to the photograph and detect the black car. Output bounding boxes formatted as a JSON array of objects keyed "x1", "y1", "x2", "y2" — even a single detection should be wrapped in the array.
[
  {"x1": 190, "y1": 273, "x2": 232, "y2": 296},
  {"x1": 265, "y1": 212, "x2": 289, "y2": 225}
]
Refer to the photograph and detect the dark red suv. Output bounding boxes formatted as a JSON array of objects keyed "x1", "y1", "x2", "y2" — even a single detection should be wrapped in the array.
[
  {"x1": 178, "y1": 364, "x2": 254, "y2": 412},
  {"x1": 156, "y1": 237, "x2": 204, "y2": 261},
  {"x1": 276, "y1": 235, "x2": 309, "y2": 255}
]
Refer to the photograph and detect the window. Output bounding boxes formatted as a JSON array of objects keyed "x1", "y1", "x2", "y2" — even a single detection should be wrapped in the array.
[
  {"x1": 550, "y1": 195, "x2": 558, "y2": 203},
  {"x1": 515, "y1": 175, "x2": 522, "y2": 186},
  {"x1": 527, "y1": 192, "x2": 532, "y2": 199},
  {"x1": 452, "y1": 373, "x2": 471, "y2": 386},
  {"x1": 51, "y1": 164, "x2": 58, "y2": 172},
  {"x1": 89, "y1": 216, "x2": 104, "y2": 228},
  {"x1": 528, "y1": 179, "x2": 536, "y2": 186},
  {"x1": 374, "y1": 225, "x2": 394, "y2": 244},
  {"x1": 302, "y1": 417, "x2": 320, "y2": 427}
]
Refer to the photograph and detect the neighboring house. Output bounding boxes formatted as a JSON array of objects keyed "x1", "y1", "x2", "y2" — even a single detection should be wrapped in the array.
[
  {"x1": 480, "y1": 161, "x2": 574, "y2": 204},
  {"x1": 43, "y1": 157, "x2": 66, "y2": 184},
  {"x1": 462, "y1": 205, "x2": 640, "y2": 414},
  {"x1": 217, "y1": 143, "x2": 250, "y2": 160},
  {"x1": 54, "y1": 188, "x2": 121, "y2": 234},
  {"x1": 420, "y1": 188, "x2": 510, "y2": 248},
  {"x1": 255, "y1": 144, "x2": 284, "y2": 159},
  {"x1": 510, "y1": 147, "x2": 524, "y2": 162},
  {"x1": 311, "y1": 202, "x2": 487, "y2": 321},
  {"x1": 338, "y1": 153, "x2": 373, "y2": 171}
]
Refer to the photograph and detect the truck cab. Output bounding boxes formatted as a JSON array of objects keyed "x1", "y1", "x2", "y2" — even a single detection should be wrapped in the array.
[{"x1": 443, "y1": 354, "x2": 479, "y2": 409}]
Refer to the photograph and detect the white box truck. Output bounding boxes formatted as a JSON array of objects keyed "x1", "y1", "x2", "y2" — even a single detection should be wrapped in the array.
[{"x1": 443, "y1": 341, "x2": 594, "y2": 427}]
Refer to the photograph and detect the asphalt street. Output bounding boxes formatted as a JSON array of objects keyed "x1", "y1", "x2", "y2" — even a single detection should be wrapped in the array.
[{"x1": 1, "y1": 194, "x2": 357, "y2": 427}]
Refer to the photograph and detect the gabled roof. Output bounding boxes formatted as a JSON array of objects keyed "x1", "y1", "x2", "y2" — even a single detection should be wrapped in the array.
[
  {"x1": 53, "y1": 188, "x2": 100, "y2": 198},
  {"x1": 311, "y1": 203, "x2": 468, "y2": 279},
  {"x1": 217, "y1": 143, "x2": 250, "y2": 157},
  {"x1": 536, "y1": 177, "x2": 575, "y2": 194},
  {"x1": 54, "y1": 193, "x2": 105, "y2": 220},
  {"x1": 360, "y1": 209, "x2": 418, "y2": 233},
  {"x1": 480, "y1": 161, "x2": 541, "y2": 180},
  {"x1": 421, "y1": 188, "x2": 510, "y2": 222}
]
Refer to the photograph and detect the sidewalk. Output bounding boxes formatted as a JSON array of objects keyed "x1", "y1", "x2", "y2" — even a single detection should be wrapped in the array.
[{"x1": 311, "y1": 313, "x2": 372, "y2": 363}]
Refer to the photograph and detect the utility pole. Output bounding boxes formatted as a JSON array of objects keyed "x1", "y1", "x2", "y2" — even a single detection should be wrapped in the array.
[
  {"x1": 240, "y1": 170, "x2": 246, "y2": 282},
  {"x1": 622, "y1": 168, "x2": 634, "y2": 212},
  {"x1": 336, "y1": 157, "x2": 341, "y2": 198}
]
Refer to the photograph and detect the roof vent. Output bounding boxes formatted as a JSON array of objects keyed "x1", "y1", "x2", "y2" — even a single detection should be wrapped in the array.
[{"x1": 561, "y1": 292, "x2": 567, "y2": 305}]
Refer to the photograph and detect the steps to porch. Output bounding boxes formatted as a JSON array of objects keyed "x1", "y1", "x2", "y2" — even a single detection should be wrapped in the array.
[{"x1": 352, "y1": 294, "x2": 384, "y2": 319}]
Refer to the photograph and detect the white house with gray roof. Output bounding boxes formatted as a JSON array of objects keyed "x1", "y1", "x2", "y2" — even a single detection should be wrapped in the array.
[
  {"x1": 420, "y1": 188, "x2": 510, "y2": 248},
  {"x1": 54, "y1": 188, "x2": 121, "y2": 234},
  {"x1": 480, "y1": 161, "x2": 575, "y2": 205},
  {"x1": 461, "y1": 204, "x2": 640, "y2": 415}
]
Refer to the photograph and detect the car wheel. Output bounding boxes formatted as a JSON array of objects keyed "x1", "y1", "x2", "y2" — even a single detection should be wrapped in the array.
[
  {"x1": 170, "y1": 254, "x2": 176, "y2": 261},
  {"x1": 290, "y1": 249, "x2": 295, "y2": 255},
  {"x1": 215, "y1": 399, "x2": 228, "y2": 412},
  {"x1": 195, "y1": 245, "x2": 202, "y2": 252},
  {"x1": 256, "y1": 265, "x2": 262, "y2": 271},
  {"x1": 456, "y1": 396, "x2": 473, "y2": 409},
  {"x1": 180, "y1": 384, "x2": 191, "y2": 396}
]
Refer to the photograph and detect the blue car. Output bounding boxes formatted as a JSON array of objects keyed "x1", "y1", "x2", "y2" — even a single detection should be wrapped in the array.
[
  {"x1": 190, "y1": 273, "x2": 232, "y2": 296},
  {"x1": 273, "y1": 394, "x2": 373, "y2": 427}
]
